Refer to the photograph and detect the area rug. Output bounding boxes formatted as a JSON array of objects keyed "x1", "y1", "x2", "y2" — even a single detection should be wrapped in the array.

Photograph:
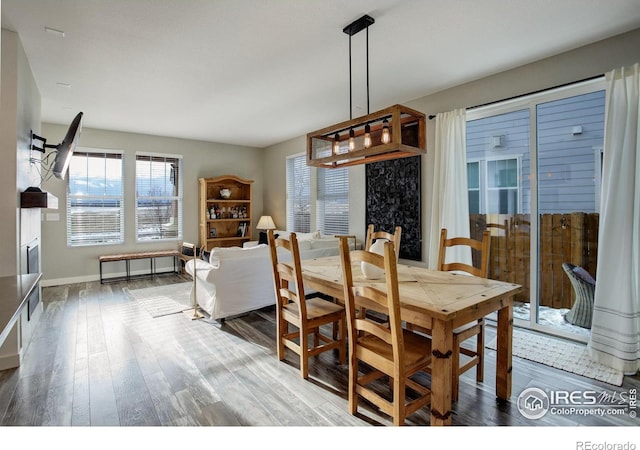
[
  {"x1": 486, "y1": 328, "x2": 624, "y2": 386},
  {"x1": 127, "y1": 282, "x2": 192, "y2": 318}
]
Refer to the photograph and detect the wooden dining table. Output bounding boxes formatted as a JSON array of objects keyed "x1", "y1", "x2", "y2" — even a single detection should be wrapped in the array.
[{"x1": 300, "y1": 256, "x2": 522, "y2": 426}]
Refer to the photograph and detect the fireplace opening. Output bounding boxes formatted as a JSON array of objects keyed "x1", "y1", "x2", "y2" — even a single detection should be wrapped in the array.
[{"x1": 26, "y1": 243, "x2": 40, "y2": 320}]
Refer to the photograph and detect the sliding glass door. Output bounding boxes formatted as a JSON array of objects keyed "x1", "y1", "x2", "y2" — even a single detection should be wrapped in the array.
[{"x1": 466, "y1": 79, "x2": 605, "y2": 340}]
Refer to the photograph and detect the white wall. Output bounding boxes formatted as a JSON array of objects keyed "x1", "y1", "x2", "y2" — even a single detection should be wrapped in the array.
[
  {"x1": 263, "y1": 27, "x2": 640, "y2": 263},
  {"x1": 40, "y1": 124, "x2": 265, "y2": 285},
  {"x1": 1, "y1": 28, "x2": 41, "y2": 274},
  {"x1": 0, "y1": 28, "x2": 43, "y2": 369}
]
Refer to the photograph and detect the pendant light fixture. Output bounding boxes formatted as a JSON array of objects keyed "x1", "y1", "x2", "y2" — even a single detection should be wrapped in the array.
[{"x1": 307, "y1": 14, "x2": 425, "y2": 168}]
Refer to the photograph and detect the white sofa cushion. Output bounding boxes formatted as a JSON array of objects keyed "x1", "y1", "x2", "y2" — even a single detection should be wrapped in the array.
[
  {"x1": 274, "y1": 230, "x2": 321, "y2": 241},
  {"x1": 309, "y1": 237, "x2": 340, "y2": 249},
  {"x1": 211, "y1": 244, "x2": 268, "y2": 258}
]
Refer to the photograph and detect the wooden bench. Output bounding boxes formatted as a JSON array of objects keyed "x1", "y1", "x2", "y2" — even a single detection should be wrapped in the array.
[{"x1": 99, "y1": 249, "x2": 180, "y2": 283}]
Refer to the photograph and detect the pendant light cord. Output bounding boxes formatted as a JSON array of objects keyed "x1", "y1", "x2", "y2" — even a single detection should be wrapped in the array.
[
  {"x1": 349, "y1": 34, "x2": 353, "y2": 120},
  {"x1": 366, "y1": 26, "x2": 370, "y2": 114}
]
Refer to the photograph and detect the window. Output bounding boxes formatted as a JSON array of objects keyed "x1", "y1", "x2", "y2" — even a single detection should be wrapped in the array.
[
  {"x1": 467, "y1": 157, "x2": 520, "y2": 214},
  {"x1": 286, "y1": 154, "x2": 310, "y2": 232},
  {"x1": 487, "y1": 158, "x2": 519, "y2": 214},
  {"x1": 286, "y1": 153, "x2": 350, "y2": 235},
  {"x1": 467, "y1": 161, "x2": 480, "y2": 214},
  {"x1": 135, "y1": 154, "x2": 183, "y2": 241},
  {"x1": 465, "y1": 78, "x2": 605, "y2": 338},
  {"x1": 316, "y1": 167, "x2": 349, "y2": 235},
  {"x1": 67, "y1": 150, "x2": 124, "y2": 246}
]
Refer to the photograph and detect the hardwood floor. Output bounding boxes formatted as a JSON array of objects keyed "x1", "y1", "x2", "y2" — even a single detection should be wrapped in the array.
[{"x1": 1, "y1": 274, "x2": 638, "y2": 429}]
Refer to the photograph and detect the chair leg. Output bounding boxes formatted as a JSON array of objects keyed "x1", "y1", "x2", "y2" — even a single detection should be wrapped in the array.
[
  {"x1": 348, "y1": 356, "x2": 358, "y2": 415},
  {"x1": 300, "y1": 327, "x2": 309, "y2": 379},
  {"x1": 277, "y1": 316, "x2": 286, "y2": 361},
  {"x1": 452, "y1": 336, "x2": 460, "y2": 402},
  {"x1": 338, "y1": 316, "x2": 346, "y2": 365},
  {"x1": 393, "y1": 377, "x2": 405, "y2": 426}
]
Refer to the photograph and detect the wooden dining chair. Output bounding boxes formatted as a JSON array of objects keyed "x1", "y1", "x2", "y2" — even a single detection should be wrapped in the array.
[
  {"x1": 363, "y1": 225, "x2": 402, "y2": 323},
  {"x1": 338, "y1": 237, "x2": 432, "y2": 426},
  {"x1": 365, "y1": 224, "x2": 402, "y2": 261},
  {"x1": 268, "y1": 230, "x2": 346, "y2": 379},
  {"x1": 408, "y1": 227, "x2": 491, "y2": 401}
]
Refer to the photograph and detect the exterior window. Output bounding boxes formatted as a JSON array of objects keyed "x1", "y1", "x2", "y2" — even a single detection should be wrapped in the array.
[
  {"x1": 135, "y1": 154, "x2": 183, "y2": 241},
  {"x1": 467, "y1": 161, "x2": 480, "y2": 214},
  {"x1": 487, "y1": 158, "x2": 519, "y2": 214},
  {"x1": 286, "y1": 154, "x2": 310, "y2": 232},
  {"x1": 466, "y1": 158, "x2": 519, "y2": 214},
  {"x1": 67, "y1": 150, "x2": 124, "y2": 246},
  {"x1": 316, "y1": 167, "x2": 349, "y2": 235}
]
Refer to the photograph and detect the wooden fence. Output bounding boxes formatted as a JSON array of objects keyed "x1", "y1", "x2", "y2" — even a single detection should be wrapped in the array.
[{"x1": 469, "y1": 213, "x2": 599, "y2": 308}]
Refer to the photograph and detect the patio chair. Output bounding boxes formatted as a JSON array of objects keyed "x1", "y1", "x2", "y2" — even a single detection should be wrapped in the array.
[{"x1": 562, "y1": 262, "x2": 596, "y2": 329}]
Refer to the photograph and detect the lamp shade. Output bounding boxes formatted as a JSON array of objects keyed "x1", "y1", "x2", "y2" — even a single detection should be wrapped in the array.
[{"x1": 256, "y1": 215, "x2": 276, "y2": 230}]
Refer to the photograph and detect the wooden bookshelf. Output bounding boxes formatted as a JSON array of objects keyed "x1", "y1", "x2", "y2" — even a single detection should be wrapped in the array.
[{"x1": 199, "y1": 175, "x2": 253, "y2": 251}]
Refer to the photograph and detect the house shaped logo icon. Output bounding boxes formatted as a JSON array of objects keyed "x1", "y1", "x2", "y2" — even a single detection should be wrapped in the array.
[
  {"x1": 525, "y1": 395, "x2": 544, "y2": 411},
  {"x1": 517, "y1": 387, "x2": 550, "y2": 419}
]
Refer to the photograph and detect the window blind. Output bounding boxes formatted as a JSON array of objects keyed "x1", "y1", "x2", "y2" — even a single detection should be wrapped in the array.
[
  {"x1": 316, "y1": 166, "x2": 349, "y2": 235},
  {"x1": 286, "y1": 154, "x2": 310, "y2": 232},
  {"x1": 135, "y1": 154, "x2": 183, "y2": 241},
  {"x1": 67, "y1": 151, "x2": 124, "y2": 246}
]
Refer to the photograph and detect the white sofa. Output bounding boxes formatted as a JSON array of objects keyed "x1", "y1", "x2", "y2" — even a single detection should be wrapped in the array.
[{"x1": 185, "y1": 231, "x2": 353, "y2": 321}]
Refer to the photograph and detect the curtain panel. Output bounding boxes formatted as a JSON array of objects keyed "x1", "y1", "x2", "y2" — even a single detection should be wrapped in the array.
[
  {"x1": 428, "y1": 108, "x2": 471, "y2": 269},
  {"x1": 589, "y1": 63, "x2": 640, "y2": 375}
]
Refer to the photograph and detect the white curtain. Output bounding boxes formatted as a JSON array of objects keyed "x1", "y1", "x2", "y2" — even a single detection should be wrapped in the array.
[
  {"x1": 588, "y1": 63, "x2": 640, "y2": 375},
  {"x1": 428, "y1": 108, "x2": 471, "y2": 269}
]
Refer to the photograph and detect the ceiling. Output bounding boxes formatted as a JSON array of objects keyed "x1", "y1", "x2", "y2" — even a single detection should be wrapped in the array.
[{"x1": 3, "y1": 0, "x2": 640, "y2": 148}]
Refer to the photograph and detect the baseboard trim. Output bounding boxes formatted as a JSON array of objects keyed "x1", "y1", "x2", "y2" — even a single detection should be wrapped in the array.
[
  {"x1": 41, "y1": 266, "x2": 180, "y2": 287},
  {"x1": 40, "y1": 274, "x2": 99, "y2": 287},
  {"x1": 0, "y1": 353, "x2": 20, "y2": 371}
]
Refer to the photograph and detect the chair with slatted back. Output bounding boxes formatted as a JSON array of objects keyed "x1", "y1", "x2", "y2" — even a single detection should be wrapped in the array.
[
  {"x1": 363, "y1": 225, "x2": 402, "y2": 323},
  {"x1": 365, "y1": 224, "x2": 402, "y2": 261},
  {"x1": 338, "y1": 237, "x2": 432, "y2": 426},
  {"x1": 408, "y1": 227, "x2": 490, "y2": 401},
  {"x1": 268, "y1": 230, "x2": 346, "y2": 379}
]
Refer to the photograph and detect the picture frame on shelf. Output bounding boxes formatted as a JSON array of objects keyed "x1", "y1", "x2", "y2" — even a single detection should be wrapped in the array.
[{"x1": 210, "y1": 228, "x2": 217, "y2": 238}]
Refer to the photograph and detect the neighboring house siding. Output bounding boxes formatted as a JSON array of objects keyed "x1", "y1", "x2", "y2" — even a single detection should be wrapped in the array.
[
  {"x1": 467, "y1": 108, "x2": 531, "y2": 213},
  {"x1": 466, "y1": 90, "x2": 604, "y2": 214},
  {"x1": 537, "y1": 90, "x2": 605, "y2": 213}
]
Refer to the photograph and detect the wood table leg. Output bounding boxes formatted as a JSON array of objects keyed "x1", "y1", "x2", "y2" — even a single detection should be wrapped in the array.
[
  {"x1": 430, "y1": 318, "x2": 453, "y2": 426},
  {"x1": 495, "y1": 300, "x2": 513, "y2": 401}
]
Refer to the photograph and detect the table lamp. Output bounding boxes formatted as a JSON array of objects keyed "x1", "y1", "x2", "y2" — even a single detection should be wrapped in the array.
[{"x1": 257, "y1": 216, "x2": 276, "y2": 244}]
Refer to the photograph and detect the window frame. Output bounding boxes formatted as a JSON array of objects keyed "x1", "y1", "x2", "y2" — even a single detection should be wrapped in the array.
[
  {"x1": 135, "y1": 152, "x2": 184, "y2": 243},
  {"x1": 286, "y1": 153, "x2": 311, "y2": 233},
  {"x1": 316, "y1": 165, "x2": 349, "y2": 235},
  {"x1": 467, "y1": 155, "x2": 522, "y2": 214},
  {"x1": 66, "y1": 148, "x2": 125, "y2": 247},
  {"x1": 286, "y1": 152, "x2": 350, "y2": 235},
  {"x1": 464, "y1": 76, "x2": 606, "y2": 339}
]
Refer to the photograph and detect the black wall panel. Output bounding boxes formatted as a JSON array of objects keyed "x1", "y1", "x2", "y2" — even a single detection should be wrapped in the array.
[{"x1": 365, "y1": 156, "x2": 421, "y2": 260}]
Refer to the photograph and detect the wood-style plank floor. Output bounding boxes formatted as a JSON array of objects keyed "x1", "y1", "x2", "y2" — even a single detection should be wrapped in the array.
[{"x1": 1, "y1": 274, "x2": 638, "y2": 427}]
